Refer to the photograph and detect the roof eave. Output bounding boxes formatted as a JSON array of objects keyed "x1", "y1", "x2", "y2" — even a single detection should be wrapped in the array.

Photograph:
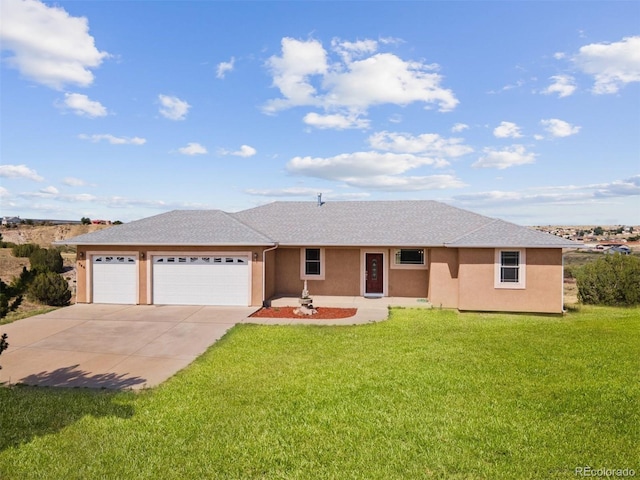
[
  {"x1": 444, "y1": 243, "x2": 583, "y2": 249},
  {"x1": 57, "y1": 241, "x2": 276, "y2": 247}
]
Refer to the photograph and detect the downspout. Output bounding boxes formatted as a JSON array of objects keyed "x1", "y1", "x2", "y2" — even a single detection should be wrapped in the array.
[{"x1": 262, "y1": 243, "x2": 279, "y2": 307}]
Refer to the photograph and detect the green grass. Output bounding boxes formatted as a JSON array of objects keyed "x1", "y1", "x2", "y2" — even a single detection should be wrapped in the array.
[
  {"x1": 1, "y1": 307, "x2": 638, "y2": 479},
  {"x1": 1, "y1": 306, "x2": 58, "y2": 326}
]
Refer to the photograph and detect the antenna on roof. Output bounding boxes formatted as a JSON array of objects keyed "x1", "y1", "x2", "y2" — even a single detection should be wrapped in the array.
[{"x1": 317, "y1": 193, "x2": 324, "y2": 206}]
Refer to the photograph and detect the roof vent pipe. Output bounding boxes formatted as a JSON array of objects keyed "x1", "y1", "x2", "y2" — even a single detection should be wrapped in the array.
[{"x1": 317, "y1": 193, "x2": 323, "y2": 206}]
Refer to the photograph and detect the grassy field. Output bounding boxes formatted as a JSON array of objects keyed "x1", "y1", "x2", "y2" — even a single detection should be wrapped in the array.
[{"x1": 1, "y1": 306, "x2": 638, "y2": 479}]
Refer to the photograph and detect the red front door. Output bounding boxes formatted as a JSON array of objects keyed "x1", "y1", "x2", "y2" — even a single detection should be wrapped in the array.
[{"x1": 365, "y1": 253, "x2": 384, "y2": 294}]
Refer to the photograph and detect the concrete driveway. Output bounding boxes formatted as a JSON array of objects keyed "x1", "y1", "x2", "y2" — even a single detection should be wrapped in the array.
[{"x1": 0, "y1": 304, "x2": 255, "y2": 390}]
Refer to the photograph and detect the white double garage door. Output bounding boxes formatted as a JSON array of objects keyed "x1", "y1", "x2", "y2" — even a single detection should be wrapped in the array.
[{"x1": 91, "y1": 254, "x2": 250, "y2": 306}]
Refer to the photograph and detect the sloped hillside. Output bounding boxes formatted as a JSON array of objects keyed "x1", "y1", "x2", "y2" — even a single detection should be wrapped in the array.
[{"x1": 1, "y1": 224, "x2": 111, "y2": 248}]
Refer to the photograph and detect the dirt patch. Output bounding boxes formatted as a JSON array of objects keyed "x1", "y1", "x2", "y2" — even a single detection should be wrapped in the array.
[
  {"x1": 1, "y1": 224, "x2": 111, "y2": 248},
  {"x1": 250, "y1": 306, "x2": 357, "y2": 319}
]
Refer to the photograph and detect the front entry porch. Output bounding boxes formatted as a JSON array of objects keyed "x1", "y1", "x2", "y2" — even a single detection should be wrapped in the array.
[{"x1": 268, "y1": 295, "x2": 432, "y2": 309}]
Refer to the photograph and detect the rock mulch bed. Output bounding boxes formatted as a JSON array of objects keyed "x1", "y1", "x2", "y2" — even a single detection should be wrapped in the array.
[{"x1": 250, "y1": 306, "x2": 357, "y2": 319}]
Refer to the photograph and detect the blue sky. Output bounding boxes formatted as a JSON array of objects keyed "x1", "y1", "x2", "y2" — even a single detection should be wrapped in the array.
[{"x1": 1, "y1": 0, "x2": 639, "y2": 225}]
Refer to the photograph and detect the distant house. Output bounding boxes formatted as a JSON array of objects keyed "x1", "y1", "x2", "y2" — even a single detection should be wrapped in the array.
[
  {"x1": 59, "y1": 200, "x2": 580, "y2": 314},
  {"x1": 1, "y1": 216, "x2": 21, "y2": 226}
]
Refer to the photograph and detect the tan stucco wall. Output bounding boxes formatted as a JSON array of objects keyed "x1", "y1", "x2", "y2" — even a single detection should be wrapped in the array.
[
  {"x1": 273, "y1": 247, "x2": 361, "y2": 296},
  {"x1": 427, "y1": 248, "x2": 460, "y2": 308},
  {"x1": 457, "y1": 248, "x2": 564, "y2": 313},
  {"x1": 76, "y1": 245, "x2": 265, "y2": 306},
  {"x1": 77, "y1": 244, "x2": 564, "y2": 313},
  {"x1": 263, "y1": 248, "x2": 277, "y2": 302},
  {"x1": 389, "y1": 268, "x2": 428, "y2": 297},
  {"x1": 273, "y1": 247, "x2": 429, "y2": 298}
]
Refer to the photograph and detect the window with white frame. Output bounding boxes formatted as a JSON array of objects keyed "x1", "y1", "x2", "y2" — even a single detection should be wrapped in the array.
[
  {"x1": 301, "y1": 248, "x2": 325, "y2": 279},
  {"x1": 395, "y1": 249, "x2": 425, "y2": 265},
  {"x1": 495, "y1": 249, "x2": 526, "y2": 289}
]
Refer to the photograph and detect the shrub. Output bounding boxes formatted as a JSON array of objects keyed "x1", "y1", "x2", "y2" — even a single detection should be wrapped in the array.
[
  {"x1": 564, "y1": 265, "x2": 579, "y2": 279},
  {"x1": 0, "y1": 283, "x2": 23, "y2": 319},
  {"x1": 576, "y1": 254, "x2": 640, "y2": 306},
  {"x1": 28, "y1": 272, "x2": 71, "y2": 307},
  {"x1": 11, "y1": 243, "x2": 40, "y2": 258},
  {"x1": 0, "y1": 333, "x2": 8, "y2": 370},
  {"x1": 29, "y1": 248, "x2": 64, "y2": 273},
  {"x1": 0, "y1": 268, "x2": 33, "y2": 319}
]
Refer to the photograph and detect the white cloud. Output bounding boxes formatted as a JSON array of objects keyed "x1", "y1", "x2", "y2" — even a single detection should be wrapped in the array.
[
  {"x1": 324, "y1": 52, "x2": 458, "y2": 112},
  {"x1": 219, "y1": 145, "x2": 257, "y2": 157},
  {"x1": 553, "y1": 52, "x2": 567, "y2": 60},
  {"x1": 216, "y1": 57, "x2": 235, "y2": 79},
  {"x1": 303, "y1": 112, "x2": 370, "y2": 130},
  {"x1": 0, "y1": 0, "x2": 109, "y2": 89},
  {"x1": 285, "y1": 127, "x2": 472, "y2": 191},
  {"x1": 264, "y1": 37, "x2": 458, "y2": 116},
  {"x1": 542, "y1": 75, "x2": 577, "y2": 98},
  {"x1": 21, "y1": 189, "x2": 98, "y2": 202},
  {"x1": 246, "y1": 187, "x2": 329, "y2": 197},
  {"x1": 59, "y1": 93, "x2": 107, "y2": 117},
  {"x1": 264, "y1": 37, "x2": 328, "y2": 112},
  {"x1": 63, "y1": 177, "x2": 87, "y2": 186},
  {"x1": 0, "y1": 164, "x2": 44, "y2": 181},
  {"x1": 368, "y1": 131, "x2": 473, "y2": 158},
  {"x1": 78, "y1": 134, "x2": 146, "y2": 145},
  {"x1": 0, "y1": 186, "x2": 11, "y2": 198},
  {"x1": 472, "y1": 145, "x2": 536, "y2": 169},
  {"x1": 540, "y1": 118, "x2": 581, "y2": 138},
  {"x1": 233, "y1": 145, "x2": 257, "y2": 157},
  {"x1": 379, "y1": 36, "x2": 404, "y2": 46},
  {"x1": 451, "y1": 123, "x2": 469, "y2": 133},
  {"x1": 573, "y1": 36, "x2": 640, "y2": 94},
  {"x1": 488, "y1": 80, "x2": 525, "y2": 94},
  {"x1": 39, "y1": 186, "x2": 59, "y2": 195},
  {"x1": 493, "y1": 121, "x2": 523, "y2": 139},
  {"x1": 288, "y1": 151, "x2": 448, "y2": 180},
  {"x1": 453, "y1": 175, "x2": 640, "y2": 206},
  {"x1": 177, "y1": 142, "x2": 207, "y2": 155},
  {"x1": 588, "y1": 175, "x2": 640, "y2": 197},
  {"x1": 342, "y1": 174, "x2": 466, "y2": 191},
  {"x1": 331, "y1": 38, "x2": 378, "y2": 62},
  {"x1": 158, "y1": 94, "x2": 191, "y2": 120}
]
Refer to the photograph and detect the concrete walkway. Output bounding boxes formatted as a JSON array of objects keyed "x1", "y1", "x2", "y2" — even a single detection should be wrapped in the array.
[
  {"x1": 0, "y1": 297, "x2": 429, "y2": 390},
  {"x1": 253, "y1": 295, "x2": 431, "y2": 325}
]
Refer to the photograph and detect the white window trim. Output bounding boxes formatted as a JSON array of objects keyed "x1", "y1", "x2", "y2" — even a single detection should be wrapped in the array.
[
  {"x1": 391, "y1": 248, "x2": 428, "y2": 270},
  {"x1": 494, "y1": 248, "x2": 526, "y2": 289},
  {"x1": 300, "y1": 247, "x2": 325, "y2": 280}
]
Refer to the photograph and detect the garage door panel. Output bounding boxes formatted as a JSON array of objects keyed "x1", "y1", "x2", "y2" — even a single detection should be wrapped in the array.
[
  {"x1": 152, "y1": 256, "x2": 249, "y2": 306},
  {"x1": 92, "y1": 256, "x2": 137, "y2": 304}
]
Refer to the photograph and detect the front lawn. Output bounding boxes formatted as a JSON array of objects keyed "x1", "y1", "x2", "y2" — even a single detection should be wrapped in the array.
[{"x1": 1, "y1": 307, "x2": 638, "y2": 479}]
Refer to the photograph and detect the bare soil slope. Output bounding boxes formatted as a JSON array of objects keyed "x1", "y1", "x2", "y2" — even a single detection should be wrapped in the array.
[
  {"x1": 1, "y1": 224, "x2": 110, "y2": 248},
  {"x1": 1, "y1": 225, "x2": 113, "y2": 319}
]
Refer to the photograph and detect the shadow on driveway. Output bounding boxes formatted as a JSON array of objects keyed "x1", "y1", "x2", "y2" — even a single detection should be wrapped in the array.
[{"x1": 20, "y1": 364, "x2": 147, "y2": 389}]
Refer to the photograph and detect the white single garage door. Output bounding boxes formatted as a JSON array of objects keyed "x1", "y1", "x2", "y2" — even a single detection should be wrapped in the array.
[
  {"x1": 92, "y1": 255, "x2": 138, "y2": 304},
  {"x1": 152, "y1": 255, "x2": 250, "y2": 306}
]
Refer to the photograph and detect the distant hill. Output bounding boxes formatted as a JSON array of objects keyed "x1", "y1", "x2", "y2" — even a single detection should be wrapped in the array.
[{"x1": 1, "y1": 224, "x2": 112, "y2": 248}]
